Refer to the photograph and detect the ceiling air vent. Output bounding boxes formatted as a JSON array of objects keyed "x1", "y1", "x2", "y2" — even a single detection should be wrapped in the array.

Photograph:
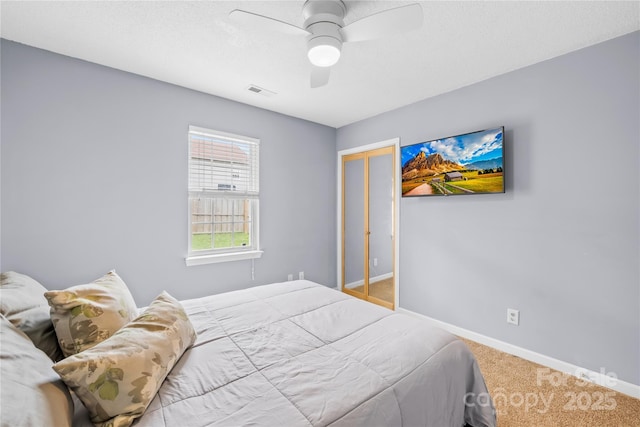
[{"x1": 246, "y1": 84, "x2": 276, "y2": 97}]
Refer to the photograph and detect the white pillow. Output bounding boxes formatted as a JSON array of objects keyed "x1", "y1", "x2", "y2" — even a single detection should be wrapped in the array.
[
  {"x1": 0, "y1": 271, "x2": 63, "y2": 361},
  {"x1": 0, "y1": 314, "x2": 73, "y2": 426}
]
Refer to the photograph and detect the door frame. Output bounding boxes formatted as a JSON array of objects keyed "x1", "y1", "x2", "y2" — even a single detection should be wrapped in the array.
[{"x1": 337, "y1": 137, "x2": 400, "y2": 309}]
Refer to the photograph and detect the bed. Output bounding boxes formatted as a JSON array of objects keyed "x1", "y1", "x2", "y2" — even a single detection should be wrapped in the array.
[{"x1": 0, "y1": 271, "x2": 495, "y2": 427}]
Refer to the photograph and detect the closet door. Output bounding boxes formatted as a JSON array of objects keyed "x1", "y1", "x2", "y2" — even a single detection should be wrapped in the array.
[
  {"x1": 367, "y1": 147, "x2": 394, "y2": 309},
  {"x1": 342, "y1": 153, "x2": 366, "y2": 299},
  {"x1": 341, "y1": 146, "x2": 395, "y2": 309}
]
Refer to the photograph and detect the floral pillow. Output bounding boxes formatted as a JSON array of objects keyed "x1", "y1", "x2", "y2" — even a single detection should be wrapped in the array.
[
  {"x1": 44, "y1": 271, "x2": 138, "y2": 357},
  {"x1": 53, "y1": 291, "x2": 197, "y2": 427}
]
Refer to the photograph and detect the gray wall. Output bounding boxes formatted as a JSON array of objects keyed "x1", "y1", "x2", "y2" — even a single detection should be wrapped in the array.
[
  {"x1": 1, "y1": 40, "x2": 337, "y2": 305},
  {"x1": 337, "y1": 32, "x2": 639, "y2": 385},
  {"x1": 2, "y1": 31, "x2": 638, "y2": 387}
]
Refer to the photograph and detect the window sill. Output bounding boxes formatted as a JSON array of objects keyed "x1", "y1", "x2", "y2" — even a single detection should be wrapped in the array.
[{"x1": 185, "y1": 250, "x2": 263, "y2": 266}]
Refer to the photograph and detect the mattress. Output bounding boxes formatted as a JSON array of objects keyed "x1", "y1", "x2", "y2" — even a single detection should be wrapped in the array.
[{"x1": 73, "y1": 279, "x2": 496, "y2": 426}]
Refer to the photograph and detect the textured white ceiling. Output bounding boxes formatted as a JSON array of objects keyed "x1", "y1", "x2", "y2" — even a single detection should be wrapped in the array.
[{"x1": 1, "y1": 1, "x2": 638, "y2": 128}]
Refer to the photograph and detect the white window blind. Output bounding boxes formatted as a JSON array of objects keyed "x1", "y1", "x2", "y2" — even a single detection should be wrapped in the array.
[
  {"x1": 186, "y1": 126, "x2": 262, "y2": 266},
  {"x1": 188, "y1": 126, "x2": 259, "y2": 197}
]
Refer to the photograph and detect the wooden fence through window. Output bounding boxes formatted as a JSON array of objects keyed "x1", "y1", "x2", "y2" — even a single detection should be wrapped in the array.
[{"x1": 190, "y1": 198, "x2": 250, "y2": 234}]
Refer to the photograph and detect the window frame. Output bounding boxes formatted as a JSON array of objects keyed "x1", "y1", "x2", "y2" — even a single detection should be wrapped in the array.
[{"x1": 185, "y1": 126, "x2": 262, "y2": 266}]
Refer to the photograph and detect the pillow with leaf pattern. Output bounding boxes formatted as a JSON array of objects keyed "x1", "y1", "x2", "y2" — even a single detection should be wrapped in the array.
[
  {"x1": 53, "y1": 291, "x2": 196, "y2": 427},
  {"x1": 44, "y1": 271, "x2": 138, "y2": 357}
]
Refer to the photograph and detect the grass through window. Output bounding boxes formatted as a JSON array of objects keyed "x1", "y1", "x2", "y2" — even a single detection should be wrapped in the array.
[{"x1": 191, "y1": 232, "x2": 250, "y2": 250}]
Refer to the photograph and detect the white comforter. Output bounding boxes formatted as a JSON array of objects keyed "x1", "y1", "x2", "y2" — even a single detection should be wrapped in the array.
[{"x1": 74, "y1": 280, "x2": 495, "y2": 426}]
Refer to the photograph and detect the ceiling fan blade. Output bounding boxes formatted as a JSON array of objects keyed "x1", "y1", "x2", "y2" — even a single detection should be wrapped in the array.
[
  {"x1": 340, "y1": 3, "x2": 423, "y2": 43},
  {"x1": 229, "y1": 9, "x2": 309, "y2": 37},
  {"x1": 310, "y1": 66, "x2": 331, "y2": 88}
]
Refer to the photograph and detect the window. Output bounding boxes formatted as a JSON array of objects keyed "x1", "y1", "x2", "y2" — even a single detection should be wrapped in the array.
[{"x1": 186, "y1": 126, "x2": 262, "y2": 266}]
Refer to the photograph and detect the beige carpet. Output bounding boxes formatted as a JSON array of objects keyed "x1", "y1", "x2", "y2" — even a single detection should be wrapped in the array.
[
  {"x1": 462, "y1": 338, "x2": 640, "y2": 426},
  {"x1": 351, "y1": 277, "x2": 393, "y2": 303}
]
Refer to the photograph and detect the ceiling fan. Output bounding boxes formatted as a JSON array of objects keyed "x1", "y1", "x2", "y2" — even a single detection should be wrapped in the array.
[{"x1": 229, "y1": 0, "x2": 423, "y2": 88}]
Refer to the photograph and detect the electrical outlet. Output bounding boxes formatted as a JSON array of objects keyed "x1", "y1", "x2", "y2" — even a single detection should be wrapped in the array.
[
  {"x1": 373, "y1": 258, "x2": 378, "y2": 267},
  {"x1": 287, "y1": 274, "x2": 293, "y2": 281},
  {"x1": 299, "y1": 271, "x2": 304, "y2": 280},
  {"x1": 507, "y1": 308, "x2": 520, "y2": 326}
]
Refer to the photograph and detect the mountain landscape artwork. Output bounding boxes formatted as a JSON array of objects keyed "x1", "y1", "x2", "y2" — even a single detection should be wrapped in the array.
[{"x1": 401, "y1": 127, "x2": 505, "y2": 197}]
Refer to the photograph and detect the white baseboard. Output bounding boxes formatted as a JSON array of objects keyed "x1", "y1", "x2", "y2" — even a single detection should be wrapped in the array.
[
  {"x1": 397, "y1": 308, "x2": 640, "y2": 399},
  {"x1": 344, "y1": 272, "x2": 393, "y2": 289}
]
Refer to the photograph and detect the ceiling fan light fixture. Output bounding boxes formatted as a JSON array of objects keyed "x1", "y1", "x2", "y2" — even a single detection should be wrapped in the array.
[{"x1": 307, "y1": 36, "x2": 342, "y2": 67}]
